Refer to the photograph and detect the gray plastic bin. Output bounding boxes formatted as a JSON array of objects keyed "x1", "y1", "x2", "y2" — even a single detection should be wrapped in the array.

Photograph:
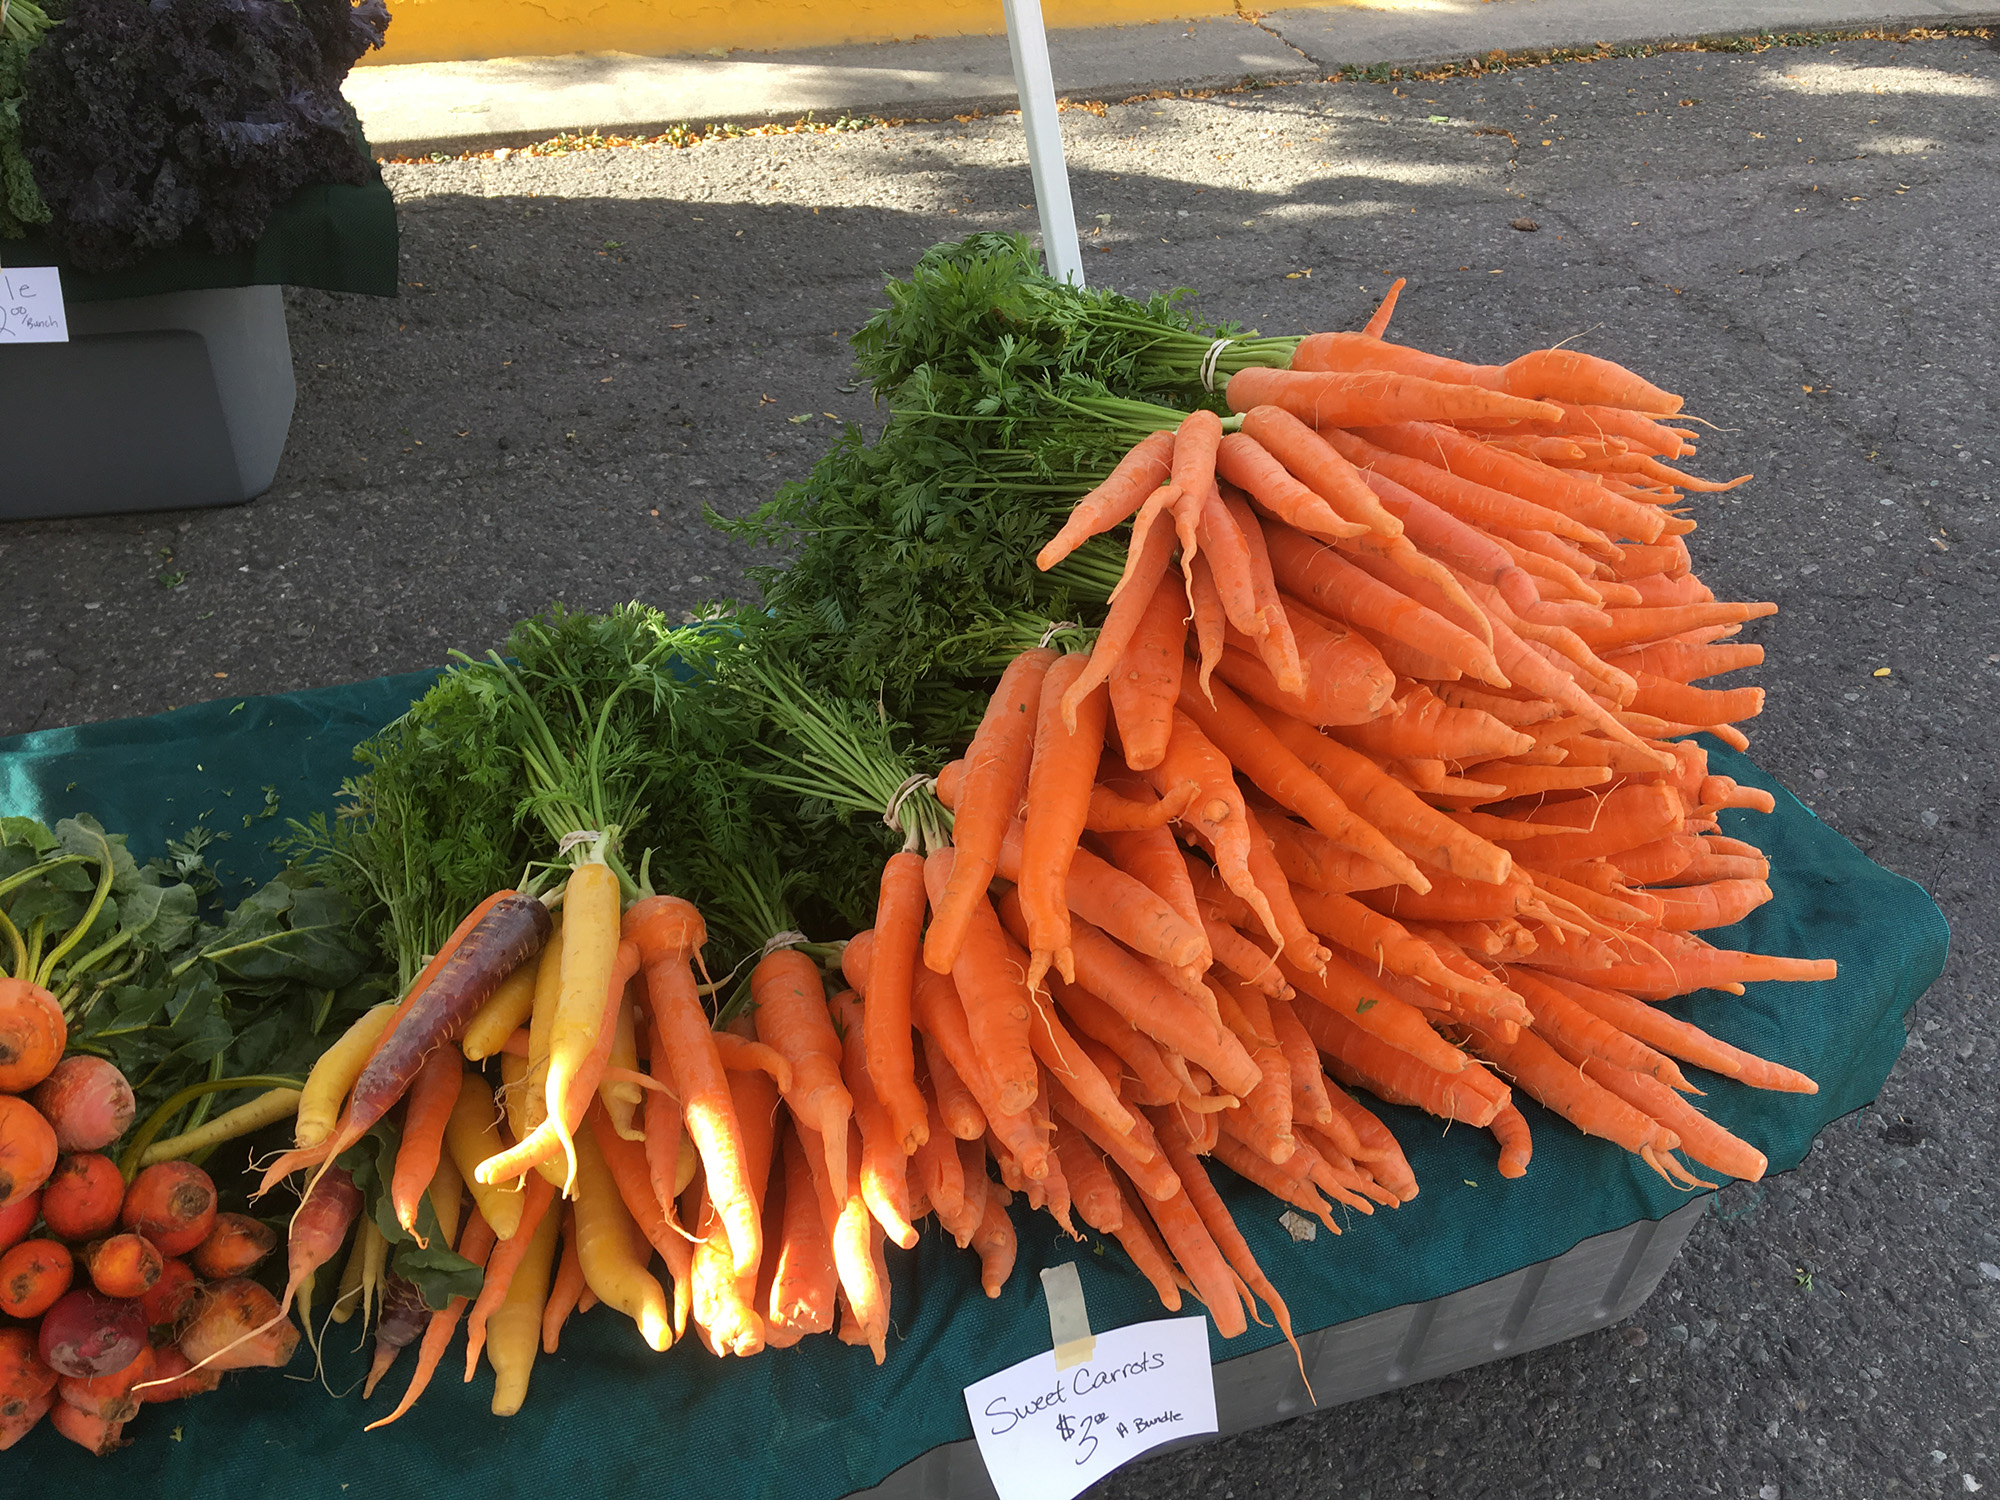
[
  {"x1": 855, "y1": 1196, "x2": 1707, "y2": 1499},
  {"x1": 0, "y1": 284, "x2": 295, "y2": 521}
]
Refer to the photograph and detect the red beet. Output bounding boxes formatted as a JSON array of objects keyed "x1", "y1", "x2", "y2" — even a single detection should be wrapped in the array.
[{"x1": 36, "y1": 1289, "x2": 147, "y2": 1379}]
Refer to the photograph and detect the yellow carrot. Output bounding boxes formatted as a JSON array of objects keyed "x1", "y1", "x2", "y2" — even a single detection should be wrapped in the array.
[
  {"x1": 572, "y1": 1124, "x2": 673, "y2": 1351},
  {"x1": 460, "y1": 945, "x2": 548, "y2": 1062},
  {"x1": 443, "y1": 1071, "x2": 524, "y2": 1241},
  {"x1": 295, "y1": 1002, "x2": 397, "y2": 1148},
  {"x1": 545, "y1": 863, "x2": 624, "y2": 1194},
  {"x1": 486, "y1": 1204, "x2": 560, "y2": 1415},
  {"x1": 599, "y1": 989, "x2": 644, "y2": 1141},
  {"x1": 509, "y1": 916, "x2": 564, "y2": 1185}
]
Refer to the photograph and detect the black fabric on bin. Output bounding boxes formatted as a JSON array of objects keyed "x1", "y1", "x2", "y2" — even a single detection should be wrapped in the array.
[{"x1": 1, "y1": 170, "x2": 399, "y2": 303}]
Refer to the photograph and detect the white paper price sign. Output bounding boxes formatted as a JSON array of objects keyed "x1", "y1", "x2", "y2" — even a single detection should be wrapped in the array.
[
  {"x1": 0, "y1": 266, "x2": 69, "y2": 344},
  {"x1": 963, "y1": 1316, "x2": 1217, "y2": 1500}
]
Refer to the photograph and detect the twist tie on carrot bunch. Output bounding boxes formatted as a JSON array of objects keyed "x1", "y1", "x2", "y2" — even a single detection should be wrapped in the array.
[
  {"x1": 882, "y1": 775, "x2": 936, "y2": 837},
  {"x1": 1038, "y1": 619, "x2": 1080, "y2": 649},
  {"x1": 556, "y1": 829, "x2": 604, "y2": 857},
  {"x1": 760, "y1": 930, "x2": 810, "y2": 959},
  {"x1": 1199, "y1": 337, "x2": 1238, "y2": 393}
]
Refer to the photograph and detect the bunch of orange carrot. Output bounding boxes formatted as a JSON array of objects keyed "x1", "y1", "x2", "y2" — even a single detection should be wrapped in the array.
[
  {"x1": 981, "y1": 278, "x2": 1835, "y2": 1203},
  {"x1": 803, "y1": 277, "x2": 1838, "y2": 1343}
]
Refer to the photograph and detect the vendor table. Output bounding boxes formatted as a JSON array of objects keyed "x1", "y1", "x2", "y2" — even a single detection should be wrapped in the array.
[{"x1": 0, "y1": 674, "x2": 1947, "y2": 1498}]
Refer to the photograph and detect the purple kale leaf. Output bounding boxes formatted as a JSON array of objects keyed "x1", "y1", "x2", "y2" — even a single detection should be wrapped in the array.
[{"x1": 23, "y1": 0, "x2": 390, "y2": 270}]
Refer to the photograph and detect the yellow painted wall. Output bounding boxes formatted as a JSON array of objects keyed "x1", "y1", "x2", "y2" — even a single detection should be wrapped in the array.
[{"x1": 365, "y1": 0, "x2": 1242, "y2": 68}]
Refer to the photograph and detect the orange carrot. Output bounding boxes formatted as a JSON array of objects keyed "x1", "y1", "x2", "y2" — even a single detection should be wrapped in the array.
[
  {"x1": 1283, "y1": 953, "x2": 1470, "y2": 1074},
  {"x1": 1207, "y1": 618, "x2": 1396, "y2": 734},
  {"x1": 1049, "y1": 1120, "x2": 1121, "y2": 1236},
  {"x1": 1487, "y1": 1103, "x2": 1533, "y2": 1178},
  {"x1": 1360, "y1": 421, "x2": 1666, "y2": 544},
  {"x1": 971, "y1": 1186, "x2": 1018, "y2": 1299},
  {"x1": 1138, "y1": 709, "x2": 1278, "y2": 946},
  {"x1": 1050, "y1": 978, "x2": 1186, "y2": 1108},
  {"x1": 1319, "y1": 427, "x2": 1612, "y2": 556},
  {"x1": 1178, "y1": 677, "x2": 1426, "y2": 891},
  {"x1": 1236, "y1": 804, "x2": 1331, "y2": 975},
  {"x1": 1023, "y1": 653, "x2": 1111, "y2": 992},
  {"x1": 1496, "y1": 347, "x2": 1682, "y2": 414},
  {"x1": 1212, "y1": 1125, "x2": 1341, "y2": 1229},
  {"x1": 1187, "y1": 552, "x2": 1228, "y2": 700},
  {"x1": 1086, "y1": 777, "x2": 1198, "y2": 831},
  {"x1": 634, "y1": 915, "x2": 759, "y2": 1281},
  {"x1": 1264, "y1": 523, "x2": 1507, "y2": 688},
  {"x1": 1299, "y1": 1000, "x2": 1498, "y2": 1127},
  {"x1": 1462, "y1": 1022, "x2": 1684, "y2": 1180},
  {"x1": 1130, "y1": 1167, "x2": 1247, "y2": 1337},
  {"x1": 1506, "y1": 969, "x2": 1690, "y2": 1088},
  {"x1": 1214, "y1": 431, "x2": 1368, "y2": 541},
  {"x1": 752, "y1": 947, "x2": 855, "y2": 1203},
  {"x1": 1110, "y1": 577, "x2": 1190, "y2": 771},
  {"x1": 541, "y1": 1209, "x2": 587, "y2": 1353},
  {"x1": 1576, "y1": 602, "x2": 1779, "y2": 654},
  {"x1": 865, "y1": 851, "x2": 930, "y2": 1154},
  {"x1": 1064, "y1": 916, "x2": 1260, "y2": 1099},
  {"x1": 1602, "y1": 640, "x2": 1763, "y2": 683},
  {"x1": 1238, "y1": 404, "x2": 1404, "y2": 536},
  {"x1": 1037, "y1": 430, "x2": 1176, "y2": 570},
  {"x1": 1568, "y1": 1055, "x2": 1764, "y2": 1181},
  {"x1": 831, "y1": 988, "x2": 919, "y2": 1250},
  {"x1": 1087, "y1": 1172, "x2": 1177, "y2": 1312},
  {"x1": 1251, "y1": 809, "x2": 1398, "y2": 898},
  {"x1": 462, "y1": 1175, "x2": 557, "y2": 1381},
  {"x1": 1533, "y1": 972, "x2": 1817, "y2": 1091},
  {"x1": 389, "y1": 1046, "x2": 463, "y2": 1246},
  {"x1": 1000, "y1": 812, "x2": 1216, "y2": 976},
  {"x1": 1163, "y1": 409, "x2": 1226, "y2": 587},
  {"x1": 1215, "y1": 977, "x2": 1296, "y2": 1163},
  {"x1": 1329, "y1": 684, "x2": 1531, "y2": 766},
  {"x1": 1196, "y1": 482, "x2": 1269, "y2": 640},
  {"x1": 918, "y1": 1026, "x2": 988, "y2": 1140},
  {"x1": 923, "y1": 849, "x2": 1039, "y2": 1117},
  {"x1": 1156, "y1": 1120, "x2": 1306, "y2": 1371},
  {"x1": 926, "y1": 648, "x2": 1055, "y2": 973},
  {"x1": 765, "y1": 1121, "x2": 839, "y2": 1344},
  {"x1": 366, "y1": 1212, "x2": 497, "y2": 1430},
  {"x1": 910, "y1": 966, "x2": 1048, "y2": 1178},
  {"x1": 910, "y1": 1069, "x2": 969, "y2": 1229},
  {"x1": 1255, "y1": 705, "x2": 1512, "y2": 886},
  {"x1": 1226, "y1": 367, "x2": 1562, "y2": 429}
]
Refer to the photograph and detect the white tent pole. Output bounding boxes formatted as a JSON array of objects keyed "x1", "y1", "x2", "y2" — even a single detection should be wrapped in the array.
[{"x1": 1000, "y1": 0, "x2": 1084, "y2": 287}]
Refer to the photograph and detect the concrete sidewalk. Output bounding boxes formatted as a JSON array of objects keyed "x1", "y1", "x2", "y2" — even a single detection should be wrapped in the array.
[{"x1": 345, "y1": 0, "x2": 1998, "y2": 154}]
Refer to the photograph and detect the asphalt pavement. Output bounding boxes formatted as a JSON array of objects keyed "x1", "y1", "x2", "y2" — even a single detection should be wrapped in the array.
[{"x1": 3, "y1": 27, "x2": 1997, "y2": 1500}]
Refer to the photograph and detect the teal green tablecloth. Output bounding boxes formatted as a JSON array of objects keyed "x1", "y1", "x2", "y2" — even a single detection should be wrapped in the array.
[{"x1": 0, "y1": 676, "x2": 1948, "y2": 1499}]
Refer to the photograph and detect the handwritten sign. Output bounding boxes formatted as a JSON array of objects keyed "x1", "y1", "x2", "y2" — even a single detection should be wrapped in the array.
[
  {"x1": 963, "y1": 1316, "x2": 1217, "y2": 1500},
  {"x1": 0, "y1": 267, "x2": 69, "y2": 343}
]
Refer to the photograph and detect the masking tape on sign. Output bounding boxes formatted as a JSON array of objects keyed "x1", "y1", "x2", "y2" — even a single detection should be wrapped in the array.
[{"x1": 1040, "y1": 1261, "x2": 1095, "y2": 1371}]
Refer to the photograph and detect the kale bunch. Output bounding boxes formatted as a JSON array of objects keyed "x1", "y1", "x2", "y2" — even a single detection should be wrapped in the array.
[
  {"x1": 0, "y1": 0, "x2": 54, "y2": 238},
  {"x1": 21, "y1": 0, "x2": 389, "y2": 270}
]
